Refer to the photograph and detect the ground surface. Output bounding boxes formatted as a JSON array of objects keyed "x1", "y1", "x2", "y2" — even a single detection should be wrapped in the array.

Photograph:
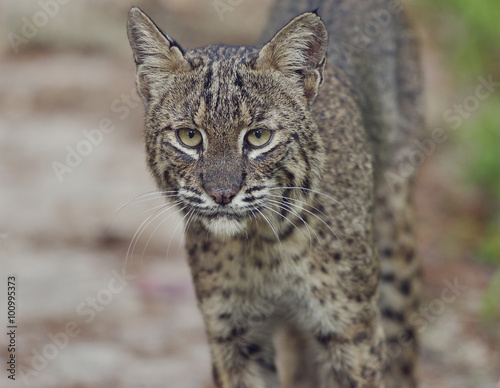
[{"x1": 0, "y1": 1, "x2": 499, "y2": 387}]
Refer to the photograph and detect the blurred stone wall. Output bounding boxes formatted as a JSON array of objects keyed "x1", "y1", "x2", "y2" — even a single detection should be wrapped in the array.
[{"x1": 0, "y1": 0, "x2": 272, "y2": 58}]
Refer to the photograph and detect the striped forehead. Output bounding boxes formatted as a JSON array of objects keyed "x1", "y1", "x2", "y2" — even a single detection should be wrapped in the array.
[
  {"x1": 188, "y1": 45, "x2": 258, "y2": 135},
  {"x1": 189, "y1": 44, "x2": 257, "y2": 66}
]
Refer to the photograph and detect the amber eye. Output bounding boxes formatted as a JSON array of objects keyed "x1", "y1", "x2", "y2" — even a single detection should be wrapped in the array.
[
  {"x1": 246, "y1": 129, "x2": 272, "y2": 148},
  {"x1": 177, "y1": 128, "x2": 202, "y2": 148}
]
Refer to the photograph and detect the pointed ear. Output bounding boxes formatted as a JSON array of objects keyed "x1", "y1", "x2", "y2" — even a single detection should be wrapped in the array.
[
  {"x1": 127, "y1": 7, "x2": 191, "y2": 106},
  {"x1": 254, "y1": 12, "x2": 328, "y2": 105}
]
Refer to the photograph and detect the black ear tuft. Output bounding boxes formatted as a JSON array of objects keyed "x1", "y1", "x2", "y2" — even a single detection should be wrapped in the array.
[{"x1": 162, "y1": 31, "x2": 185, "y2": 55}]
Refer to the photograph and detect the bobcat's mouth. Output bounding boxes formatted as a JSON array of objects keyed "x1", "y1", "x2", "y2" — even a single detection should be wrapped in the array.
[
  {"x1": 186, "y1": 206, "x2": 253, "y2": 237},
  {"x1": 173, "y1": 180, "x2": 291, "y2": 237},
  {"x1": 176, "y1": 185, "x2": 269, "y2": 236},
  {"x1": 200, "y1": 215, "x2": 249, "y2": 237}
]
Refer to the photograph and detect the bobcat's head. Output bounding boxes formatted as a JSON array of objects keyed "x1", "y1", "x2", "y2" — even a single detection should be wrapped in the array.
[{"x1": 127, "y1": 7, "x2": 327, "y2": 237}]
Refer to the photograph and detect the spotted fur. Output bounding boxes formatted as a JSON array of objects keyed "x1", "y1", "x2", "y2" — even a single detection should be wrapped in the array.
[{"x1": 127, "y1": 0, "x2": 423, "y2": 386}]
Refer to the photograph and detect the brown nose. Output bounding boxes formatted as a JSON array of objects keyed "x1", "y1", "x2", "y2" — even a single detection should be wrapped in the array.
[{"x1": 205, "y1": 186, "x2": 239, "y2": 205}]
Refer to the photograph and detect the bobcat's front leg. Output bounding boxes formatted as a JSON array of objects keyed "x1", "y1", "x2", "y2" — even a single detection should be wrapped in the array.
[
  {"x1": 186, "y1": 233, "x2": 280, "y2": 388},
  {"x1": 296, "y1": 247, "x2": 385, "y2": 387},
  {"x1": 316, "y1": 320, "x2": 385, "y2": 387},
  {"x1": 202, "y1": 299, "x2": 280, "y2": 388},
  {"x1": 306, "y1": 303, "x2": 385, "y2": 388}
]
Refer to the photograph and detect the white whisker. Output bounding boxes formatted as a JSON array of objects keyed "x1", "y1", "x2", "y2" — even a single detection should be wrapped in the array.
[
  {"x1": 268, "y1": 186, "x2": 343, "y2": 207},
  {"x1": 140, "y1": 202, "x2": 186, "y2": 262},
  {"x1": 261, "y1": 202, "x2": 311, "y2": 245},
  {"x1": 179, "y1": 209, "x2": 197, "y2": 251},
  {"x1": 256, "y1": 208, "x2": 282, "y2": 249},
  {"x1": 125, "y1": 200, "x2": 181, "y2": 268},
  {"x1": 284, "y1": 199, "x2": 339, "y2": 241},
  {"x1": 266, "y1": 193, "x2": 335, "y2": 222},
  {"x1": 264, "y1": 199, "x2": 315, "y2": 240},
  {"x1": 114, "y1": 190, "x2": 177, "y2": 214},
  {"x1": 166, "y1": 207, "x2": 191, "y2": 259},
  {"x1": 265, "y1": 192, "x2": 340, "y2": 240},
  {"x1": 110, "y1": 190, "x2": 178, "y2": 227},
  {"x1": 138, "y1": 201, "x2": 179, "y2": 216}
]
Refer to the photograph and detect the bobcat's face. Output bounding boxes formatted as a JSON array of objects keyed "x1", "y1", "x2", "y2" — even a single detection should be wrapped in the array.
[{"x1": 128, "y1": 8, "x2": 328, "y2": 236}]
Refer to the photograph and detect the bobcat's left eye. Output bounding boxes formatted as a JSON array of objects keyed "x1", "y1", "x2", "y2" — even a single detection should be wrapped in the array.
[
  {"x1": 246, "y1": 129, "x2": 272, "y2": 148},
  {"x1": 177, "y1": 128, "x2": 202, "y2": 148}
]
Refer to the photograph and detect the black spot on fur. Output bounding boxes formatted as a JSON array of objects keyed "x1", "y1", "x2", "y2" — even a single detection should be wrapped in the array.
[
  {"x1": 204, "y1": 91, "x2": 213, "y2": 108},
  {"x1": 183, "y1": 195, "x2": 203, "y2": 204},
  {"x1": 234, "y1": 72, "x2": 244, "y2": 88},
  {"x1": 403, "y1": 328, "x2": 415, "y2": 342},
  {"x1": 316, "y1": 332, "x2": 347, "y2": 345},
  {"x1": 256, "y1": 358, "x2": 277, "y2": 372},
  {"x1": 381, "y1": 247, "x2": 393, "y2": 257},
  {"x1": 202, "y1": 241, "x2": 211, "y2": 252},
  {"x1": 381, "y1": 272, "x2": 395, "y2": 282},
  {"x1": 212, "y1": 364, "x2": 221, "y2": 386},
  {"x1": 240, "y1": 343, "x2": 261, "y2": 359},
  {"x1": 204, "y1": 68, "x2": 212, "y2": 89},
  {"x1": 230, "y1": 326, "x2": 248, "y2": 339},
  {"x1": 353, "y1": 332, "x2": 368, "y2": 344},
  {"x1": 406, "y1": 249, "x2": 415, "y2": 262},
  {"x1": 381, "y1": 307, "x2": 404, "y2": 323},
  {"x1": 283, "y1": 169, "x2": 295, "y2": 186},
  {"x1": 400, "y1": 279, "x2": 411, "y2": 295},
  {"x1": 401, "y1": 362, "x2": 412, "y2": 376},
  {"x1": 245, "y1": 185, "x2": 266, "y2": 194},
  {"x1": 218, "y1": 312, "x2": 232, "y2": 320}
]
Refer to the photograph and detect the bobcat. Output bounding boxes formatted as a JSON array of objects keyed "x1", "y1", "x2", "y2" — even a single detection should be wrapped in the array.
[{"x1": 127, "y1": 0, "x2": 423, "y2": 386}]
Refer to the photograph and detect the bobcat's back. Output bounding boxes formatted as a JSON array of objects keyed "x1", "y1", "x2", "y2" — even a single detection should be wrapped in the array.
[{"x1": 263, "y1": 1, "x2": 424, "y2": 386}]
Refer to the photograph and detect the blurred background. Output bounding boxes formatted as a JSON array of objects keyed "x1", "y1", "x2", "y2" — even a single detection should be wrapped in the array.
[{"x1": 0, "y1": 0, "x2": 498, "y2": 387}]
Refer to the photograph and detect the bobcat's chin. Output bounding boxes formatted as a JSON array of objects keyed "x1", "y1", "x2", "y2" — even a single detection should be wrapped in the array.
[{"x1": 201, "y1": 217, "x2": 248, "y2": 237}]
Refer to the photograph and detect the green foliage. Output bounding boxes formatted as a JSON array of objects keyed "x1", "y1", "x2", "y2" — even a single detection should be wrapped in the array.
[
  {"x1": 420, "y1": 0, "x2": 500, "y2": 267},
  {"x1": 446, "y1": 0, "x2": 500, "y2": 78},
  {"x1": 481, "y1": 268, "x2": 500, "y2": 321},
  {"x1": 460, "y1": 96, "x2": 500, "y2": 204},
  {"x1": 418, "y1": 0, "x2": 500, "y2": 322},
  {"x1": 478, "y1": 219, "x2": 500, "y2": 264},
  {"x1": 418, "y1": 0, "x2": 500, "y2": 80}
]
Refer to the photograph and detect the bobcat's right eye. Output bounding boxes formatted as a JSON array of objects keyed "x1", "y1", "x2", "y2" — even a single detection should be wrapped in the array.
[{"x1": 177, "y1": 128, "x2": 202, "y2": 148}]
